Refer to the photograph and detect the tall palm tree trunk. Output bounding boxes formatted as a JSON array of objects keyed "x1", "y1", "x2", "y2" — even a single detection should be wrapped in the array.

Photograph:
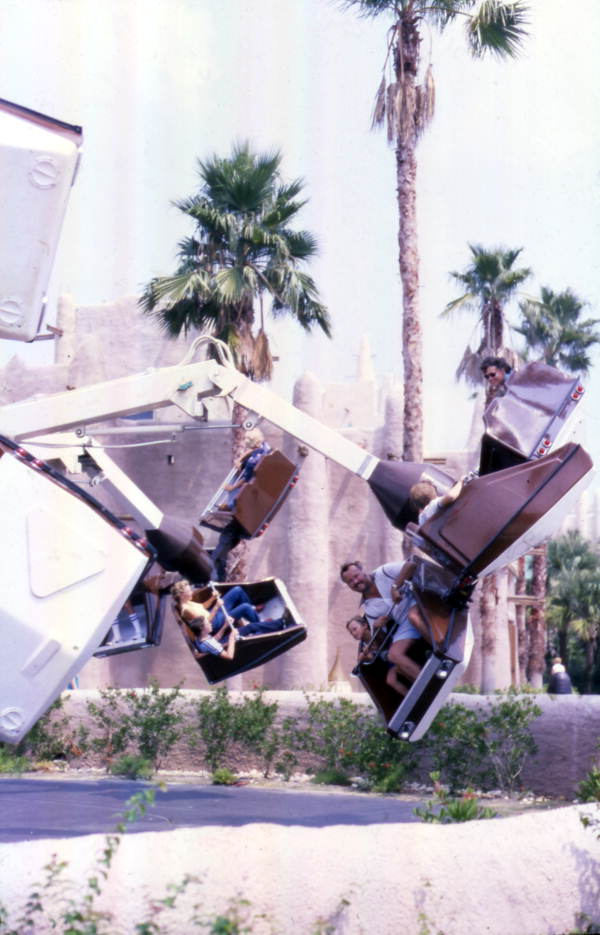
[
  {"x1": 480, "y1": 574, "x2": 499, "y2": 691},
  {"x1": 395, "y1": 18, "x2": 423, "y2": 464},
  {"x1": 483, "y1": 299, "x2": 505, "y2": 352},
  {"x1": 526, "y1": 547, "x2": 547, "y2": 687},
  {"x1": 515, "y1": 556, "x2": 528, "y2": 685}
]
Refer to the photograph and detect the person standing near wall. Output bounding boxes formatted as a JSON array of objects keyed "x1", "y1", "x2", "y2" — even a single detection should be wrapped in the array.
[{"x1": 547, "y1": 656, "x2": 573, "y2": 694}]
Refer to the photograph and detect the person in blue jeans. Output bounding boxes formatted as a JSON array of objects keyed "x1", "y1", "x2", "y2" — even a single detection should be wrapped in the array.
[
  {"x1": 218, "y1": 429, "x2": 271, "y2": 511},
  {"x1": 171, "y1": 580, "x2": 290, "y2": 642},
  {"x1": 210, "y1": 585, "x2": 288, "y2": 634}
]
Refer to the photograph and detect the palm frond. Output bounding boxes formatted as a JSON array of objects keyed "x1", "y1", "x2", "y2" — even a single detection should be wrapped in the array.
[
  {"x1": 415, "y1": 64, "x2": 435, "y2": 137},
  {"x1": 251, "y1": 329, "x2": 274, "y2": 381},
  {"x1": 440, "y1": 292, "x2": 477, "y2": 317},
  {"x1": 270, "y1": 268, "x2": 332, "y2": 337},
  {"x1": 426, "y1": 0, "x2": 478, "y2": 29},
  {"x1": 213, "y1": 267, "x2": 251, "y2": 303},
  {"x1": 139, "y1": 271, "x2": 211, "y2": 312},
  {"x1": 141, "y1": 141, "x2": 329, "y2": 364},
  {"x1": 262, "y1": 196, "x2": 308, "y2": 229},
  {"x1": 197, "y1": 144, "x2": 281, "y2": 214},
  {"x1": 274, "y1": 179, "x2": 305, "y2": 204},
  {"x1": 454, "y1": 345, "x2": 483, "y2": 385},
  {"x1": 513, "y1": 285, "x2": 600, "y2": 374},
  {"x1": 467, "y1": 1, "x2": 529, "y2": 59},
  {"x1": 371, "y1": 75, "x2": 388, "y2": 129},
  {"x1": 153, "y1": 298, "x2": 221, "y2": 339},
  {"x1": 279, "y1": 229, "x2": 319, "y2": 261},
  {"x1": 335, "y1": 0, "x2": 397, "y2": 19}
]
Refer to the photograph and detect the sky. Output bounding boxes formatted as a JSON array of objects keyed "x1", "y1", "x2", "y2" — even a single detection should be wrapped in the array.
[{"x1": 1, "y1": 0, "x2": 599, "y2": 475}]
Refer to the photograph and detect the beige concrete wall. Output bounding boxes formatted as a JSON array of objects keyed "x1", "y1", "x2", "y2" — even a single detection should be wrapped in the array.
[
  {"x1": 1, "y1": 803, "x2": 598, "y2": 935},
  {"x1": 58, "y1": 690, "x2": 600, "y2": 799}
]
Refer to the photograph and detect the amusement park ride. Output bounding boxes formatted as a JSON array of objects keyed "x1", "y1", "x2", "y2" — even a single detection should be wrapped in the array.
[{"x1": 0, "y1": 98, "x2": 594, "y2": 747}]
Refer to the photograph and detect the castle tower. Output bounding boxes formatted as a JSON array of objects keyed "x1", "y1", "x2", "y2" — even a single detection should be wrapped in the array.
[{"x1": 277, "y1": 371, "x2": 330, "y2": 689}]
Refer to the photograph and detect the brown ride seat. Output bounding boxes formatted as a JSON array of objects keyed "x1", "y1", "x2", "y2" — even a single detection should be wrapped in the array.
[
  {"x1": 235, "y1": 450, "x2": 298, "y2": 536},
  {"x1": 174, "y1": 578, "x2": 307, "y2": 684},
  {"x1": 417, "y1": 442, "x2": 593, "y2": 586},
  {"x1": 354, "y1": 555, "x2": 472, "y2": 731},
  {"x1": 200, "y1": 449, "x2": 299, "y2": 539},
  {"x1": 480, "y1": 360, "x2": 584, "y2": 475}
]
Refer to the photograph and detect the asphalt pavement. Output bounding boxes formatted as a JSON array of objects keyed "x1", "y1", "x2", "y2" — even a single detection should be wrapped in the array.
[{"x1": 0, "y1": 777, "x2": 423, "y2": 842}]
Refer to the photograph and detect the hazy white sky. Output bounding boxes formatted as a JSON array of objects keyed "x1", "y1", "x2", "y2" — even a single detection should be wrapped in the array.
[{"x1": 1, "y1": 0, "x2": 599, "y2": 469}]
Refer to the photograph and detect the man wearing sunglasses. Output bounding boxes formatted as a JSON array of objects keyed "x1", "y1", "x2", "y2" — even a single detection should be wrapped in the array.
[{"x1": 480, "y1": 356, "x2": 512, "y2": 397}]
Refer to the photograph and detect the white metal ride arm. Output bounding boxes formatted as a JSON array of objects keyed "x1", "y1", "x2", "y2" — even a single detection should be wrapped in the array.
[
  {"x1": 0, "y1": 360, "x2": 216, "y2": 441},
  {"x1": 23, "y1": 430, "x2": 163, "y2": 524},
  {"x1": 0, "y1": 356, "x2": 379, "y2": 481},
  {"x1": 202, "y1": 362, "x2": 379, "y2": 479}
]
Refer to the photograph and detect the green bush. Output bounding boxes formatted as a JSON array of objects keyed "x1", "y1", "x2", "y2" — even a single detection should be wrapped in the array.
[
  {"x1": 85, "y1": 680, "x2": 184, "y2": 772},
  {"x1": 414, "y1": 772, "x2": 497, "y2": 824},
  {"x1": 212, "y1": 767, "x2": 238, "y2": 786},
  {"x1": 15, "y1": 697, "x2": 83, "y2": 766},
  {"x1": 84, "y1": 686, "x2": 132, "y2": 769},
  {"x1": 110, "y1": 754, "x2": 154, "y2": 780},
  {"x1": 577, "y1": 766, "x2": 600, "y2": 802},
  {"x1": 481, "y1": 692, "x2": 541, "y2": 793},
  {"x1": 0, "y1": 746, "x2": 29, "y2": 774},
  {"x1": 121, "y1": 680, "x2": 185, "y2": 769},
  {"x1": 198, "y1": 897, "x2": 255, "y2": 934},
  {"x1": 278, "y1": 695, "x2": 421, "y2": 793},
  {"x1": 422, "y1": 694, "x2": 541, "y2": 793},
  {"x1": 189, "y1": 686, "x2": 239, "y2": 772},
  {"x1": 311, "y1": 767, "x2": 352, "y2": 786},
  {"x1": 353, "y1": 715, "x2": 419, "y2": 791},
  {"x1": 371, "y1": 764, "x2": 410, "y2": 794},
  {"x1": 289, "y1": 696, "x2": 372, "y2": 774},
  {"x1": 274, "y1": 745, "x2": 298, "y2": 781},
  {"x1": 235, "y1": 690, "x2": 280, "y2": 777},
  {"x1": 19, "y1": 685, "x2": 542, "y2": 797},
  {"x1": 422, "y1": 703, "x2": 489, "y2": 792}
]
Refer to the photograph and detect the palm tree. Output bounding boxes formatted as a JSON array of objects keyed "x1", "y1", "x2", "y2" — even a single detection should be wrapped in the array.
[
  {"x1": 514, "y1": 289, "x2": 599, "y2": 686},
  {"x1": 340, "y1": 1, "x2": 529, "y2": 460},
  {"x1": 514, "y1": 286, "x2": 600, "y2": 373},
  {"x1": 140, "y1": 142, "x2": 330, "y2": 374},
  {"x1": 547, "y1": 548, "x2": 600, "y2": 692},
  {"x1": 548, "y1": 531, "x2": 600, "y2": 578},
  {"x1": 140, "y1": 142, "x2": 331, "y2": 577},
  {"x1": 444, "y1": 243, "x2": 531, "y2": 691},
  {"x1": 444, "y1": 244, "x2": 532, "y2": 390},
  {"x1": 547, "y1": 533, "x2": 600, "y2": 664},
  {"x1": 571, "y1": 585, "x2": 600, "y2": 694}
]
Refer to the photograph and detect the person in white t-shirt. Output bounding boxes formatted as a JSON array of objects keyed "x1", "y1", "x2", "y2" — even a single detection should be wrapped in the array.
[{"x1": 340, "y1": 560, "x2": 426, "y2": 693}]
